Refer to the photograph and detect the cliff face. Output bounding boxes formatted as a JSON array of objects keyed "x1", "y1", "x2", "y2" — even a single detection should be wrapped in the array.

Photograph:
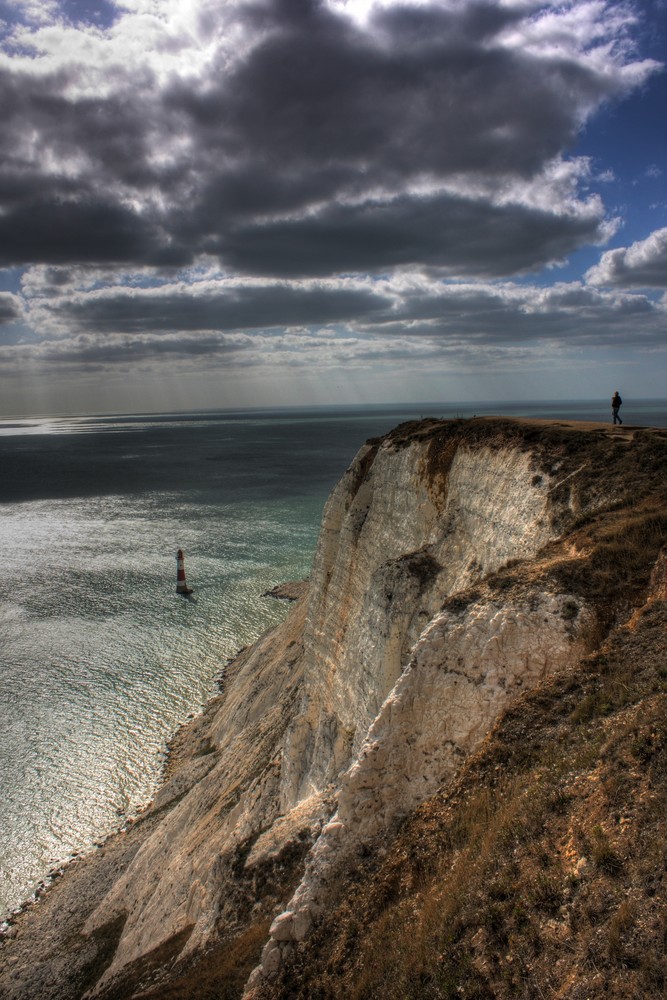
[
  {"x1": 2, "y1": 417, "x2": 666, "y2": 1000},
  {"x1": 280, "y1": 431, "x2": 557, "y2": 805}
]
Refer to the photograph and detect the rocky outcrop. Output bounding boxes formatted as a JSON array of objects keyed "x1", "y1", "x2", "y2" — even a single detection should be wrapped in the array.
[
  {"x1": 278, "y1": 433, "x2": 557, "y2": 806},
  {"x1": 252, "y1": 547, "x2": 667, "y2": 1000},
  {"x1": 3, "y1": 417, "x2": 665, "y2": 1000},
  {"x1": 253, "y1": 587, "x2": 593, "y2": 984}
]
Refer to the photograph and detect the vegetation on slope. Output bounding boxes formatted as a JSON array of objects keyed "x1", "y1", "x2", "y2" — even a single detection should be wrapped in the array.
[
  {"x1": 257, "y1": 594, "x2": 667, "y2": 1000},
  {"x1": 254, "y1": 421, "x2": 667, "y2": 1000}
]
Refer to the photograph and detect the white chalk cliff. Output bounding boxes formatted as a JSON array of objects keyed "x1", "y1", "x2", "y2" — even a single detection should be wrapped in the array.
[{"x1": 79, "y1": 418, "x2": 598, "y2": 998}]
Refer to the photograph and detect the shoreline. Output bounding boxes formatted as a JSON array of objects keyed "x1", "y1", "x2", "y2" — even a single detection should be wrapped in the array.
[{"x1": 0, "y1": 579, "x2": 310, "y2": 933}]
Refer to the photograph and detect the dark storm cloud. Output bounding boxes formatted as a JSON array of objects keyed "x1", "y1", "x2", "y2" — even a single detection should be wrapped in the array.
[
  {"x1": 36, "y1": 280, "x2": 390, "y2": 333},
  {"x1": 215, "y1": 189, "x2": 605, "y2": 279},
  {"x1": 0, "y1": 196, "x2": 187, "y2": 267},
  {"x1": 166, "y1": 0, "x2": 628, "y2": 274},
  {"x1": 0, "y1": 66, "x2": 156, "y2": 192},
  {"x1": 0, "y1": 291, "x2": 22, "y2": 323},
  {"x1": 0, "y1": 0, "x2": 656, "y2": 276},
  {"x1": 0, "y1": 59, "x2": 190, "y2": 266},
  {"x1": 203, "y1": 1, "x2": 579, "y2": 177}
]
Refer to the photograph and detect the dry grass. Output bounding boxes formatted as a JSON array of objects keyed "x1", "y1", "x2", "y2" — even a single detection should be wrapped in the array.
[
  {"x1": 249, "y1": 422, "x2": 667, "y2": 1000},
  {"x1": 135, "y1": 920, "x2": 271, "y2": 1000},
  {"x1": 258, "y1": 597, "x2": 667, "y2": 1000},
  {"x1": 549, "y1": 507, "x2": 667, "y2": 619}
]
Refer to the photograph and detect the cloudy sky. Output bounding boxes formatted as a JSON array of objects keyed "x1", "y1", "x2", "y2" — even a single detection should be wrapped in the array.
[{"x1": 0, "y1": 0, "x2": 665, "y2": 416}]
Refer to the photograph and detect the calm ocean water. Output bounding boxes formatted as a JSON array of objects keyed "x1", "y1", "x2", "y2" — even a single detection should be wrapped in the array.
[{"x1": 1, "y1": 399, "x2": 666, "y2": 918}]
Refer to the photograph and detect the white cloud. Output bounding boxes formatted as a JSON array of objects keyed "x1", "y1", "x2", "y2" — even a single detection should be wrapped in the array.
[
  {"x1": 13, "y1": 264, "x2": 666, "y2": 367},
  {"x1": 586, "y1": 227, "x2": 667, "y2": 288}
]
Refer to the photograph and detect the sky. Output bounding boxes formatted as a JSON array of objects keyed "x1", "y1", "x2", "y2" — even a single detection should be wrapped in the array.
[{"x1": 0, "y1": 0, "x2": 665, "y2": 416}]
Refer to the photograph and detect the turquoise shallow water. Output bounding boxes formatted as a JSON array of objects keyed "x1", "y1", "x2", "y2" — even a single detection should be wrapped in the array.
[{"x1": 1, "y1": 400, "x2": 665, "y2": 918}]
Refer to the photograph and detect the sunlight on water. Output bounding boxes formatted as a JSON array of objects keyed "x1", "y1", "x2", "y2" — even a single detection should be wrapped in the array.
[{"x1": 0, "y1": 486, "x2": 316, "y2": 916}]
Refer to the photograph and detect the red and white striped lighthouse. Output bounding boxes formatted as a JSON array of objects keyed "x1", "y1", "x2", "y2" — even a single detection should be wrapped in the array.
[{"x1": 176, "y1": 548, "x2": 193, "y2": 595}]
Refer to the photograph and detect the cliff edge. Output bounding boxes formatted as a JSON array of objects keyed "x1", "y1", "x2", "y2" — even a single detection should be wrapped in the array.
[{"x1": 2, "y1": 417, "x2": 666, "y2": 1000}]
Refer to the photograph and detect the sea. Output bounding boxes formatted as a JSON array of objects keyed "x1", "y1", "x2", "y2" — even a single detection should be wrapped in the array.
[{"x1": 1, "y1": 399, "x2": 666, "y2": 919}]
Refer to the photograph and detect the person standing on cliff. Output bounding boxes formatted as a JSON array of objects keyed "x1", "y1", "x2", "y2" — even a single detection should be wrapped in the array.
[{"x1": 612, "y1": 391, "x2": 623, "y2": 424}]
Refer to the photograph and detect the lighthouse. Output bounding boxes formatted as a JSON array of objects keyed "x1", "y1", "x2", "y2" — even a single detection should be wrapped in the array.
[{"x1": 176, "y1": 548, "x2": 193, "y2": 595}]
